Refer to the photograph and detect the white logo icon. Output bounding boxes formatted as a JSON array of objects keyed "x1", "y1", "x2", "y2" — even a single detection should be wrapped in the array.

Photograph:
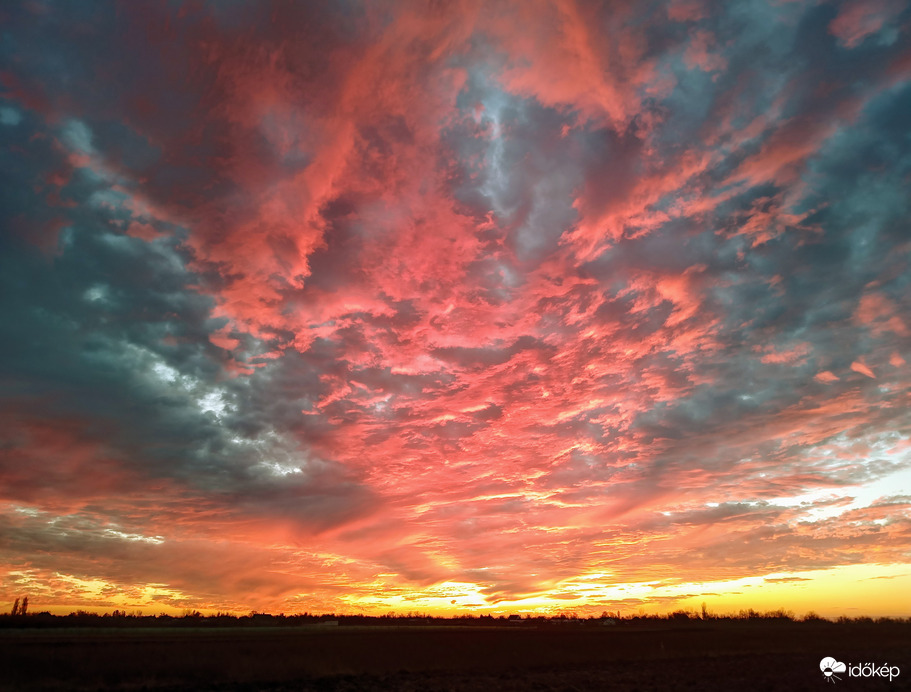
[{"x1": 820, "y1": 657, "x2": 846, "y2": 683}]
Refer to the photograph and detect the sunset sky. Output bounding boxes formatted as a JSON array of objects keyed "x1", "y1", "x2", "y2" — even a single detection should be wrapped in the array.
[{"x1": 1, "y1": 0, "x2": 910, "y2": 619}]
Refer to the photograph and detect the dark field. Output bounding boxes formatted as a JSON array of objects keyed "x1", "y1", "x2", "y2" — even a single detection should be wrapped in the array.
[{"x1": 2, "y1": 621, "x2": 908, "y2": 691}]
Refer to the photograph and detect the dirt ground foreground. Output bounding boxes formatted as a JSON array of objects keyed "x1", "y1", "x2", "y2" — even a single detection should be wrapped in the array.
[{"x1": 2, "y1": 621, "x2": 908, "y2": 691}]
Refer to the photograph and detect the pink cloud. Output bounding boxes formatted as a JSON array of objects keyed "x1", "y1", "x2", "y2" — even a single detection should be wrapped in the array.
[
  {"x1": 683, "y1": 30, "x2": 727, "y2": 73},
  {"x1": 725, "y1": 115, "x2": 839, "y2": 189},
  {"x1": 727, "y1": 194, "x2": 822, "y2": 248},
  {"x1": 491, "y1": 0, "x2": 650, "y2": 128},
  {"x1": 850, "y1": 360, "x2": 877, "y2": 379},
  {"x1": 125, "y1": 221, "x2": 161, "y2": 241},
  {"x1": 758, "y1": 342, "x2": 812, "y2": 365},
  {"x1": 854, "y1": 291, "x2": 909, "y2": 336},
  {"x1": 667, "y1": 0, "x2": 709, "y2": 22},
  {"x1": 829, "y1": 0, "x2": 904, "y2": 48}
]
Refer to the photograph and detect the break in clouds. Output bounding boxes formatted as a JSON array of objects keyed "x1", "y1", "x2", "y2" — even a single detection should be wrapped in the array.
[{"x1": 1, "y1": 0, "x2": 910, "y2": 615}]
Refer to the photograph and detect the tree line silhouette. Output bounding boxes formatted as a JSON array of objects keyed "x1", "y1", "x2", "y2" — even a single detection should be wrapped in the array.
[{"x1": 2, "y1": 598, "x2": 907, "y2": 629}]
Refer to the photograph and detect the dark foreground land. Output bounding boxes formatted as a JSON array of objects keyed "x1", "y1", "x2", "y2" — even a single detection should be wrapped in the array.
[{"x1": 2, "y1": 621, "x2": 909, "y2": 691}]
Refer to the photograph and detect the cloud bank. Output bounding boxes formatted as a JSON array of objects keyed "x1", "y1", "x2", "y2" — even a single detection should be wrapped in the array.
[{"x1": 1, "y1": 0, "x2": 909, "y2": 616}]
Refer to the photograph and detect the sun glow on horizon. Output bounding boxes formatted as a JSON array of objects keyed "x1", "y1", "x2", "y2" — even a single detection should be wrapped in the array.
[{"x1": 8, "y1": 563, "x2": 911, "y2": 620}]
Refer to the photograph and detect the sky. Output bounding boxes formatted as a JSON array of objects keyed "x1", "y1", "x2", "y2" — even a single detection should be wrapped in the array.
[{"x1": 1, "y1": 0, "x2": 910, "y2": 619}]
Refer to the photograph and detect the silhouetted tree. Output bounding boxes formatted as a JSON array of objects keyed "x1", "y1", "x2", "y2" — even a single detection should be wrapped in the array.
[
  {"x1": 21, "y1": 596, "x2": 28, "y2": 616},
  {"x1": 11, "y1": 598, "x2": 19, "y2": 616}
]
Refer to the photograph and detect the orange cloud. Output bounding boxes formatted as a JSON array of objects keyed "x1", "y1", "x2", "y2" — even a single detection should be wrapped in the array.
[{"x1": 850, "y1": 360, "x2": 876, "y2": 379}]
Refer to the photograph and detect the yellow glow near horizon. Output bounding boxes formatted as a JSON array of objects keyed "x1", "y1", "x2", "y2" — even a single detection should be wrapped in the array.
[
  {"x1": 677, "y1": 564, "x2": 911, "y2": 619},
  {"x1": 327, "y1": 563, "x2": 911, "y2": 618},
  {"x1": 9, "y1": 564, "x2": 910, "y2": 619}
]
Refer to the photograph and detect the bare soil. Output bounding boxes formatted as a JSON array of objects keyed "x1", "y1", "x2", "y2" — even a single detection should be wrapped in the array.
[{"x1": 2, "y1": 621, "x2": 908, "y2": 691}]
